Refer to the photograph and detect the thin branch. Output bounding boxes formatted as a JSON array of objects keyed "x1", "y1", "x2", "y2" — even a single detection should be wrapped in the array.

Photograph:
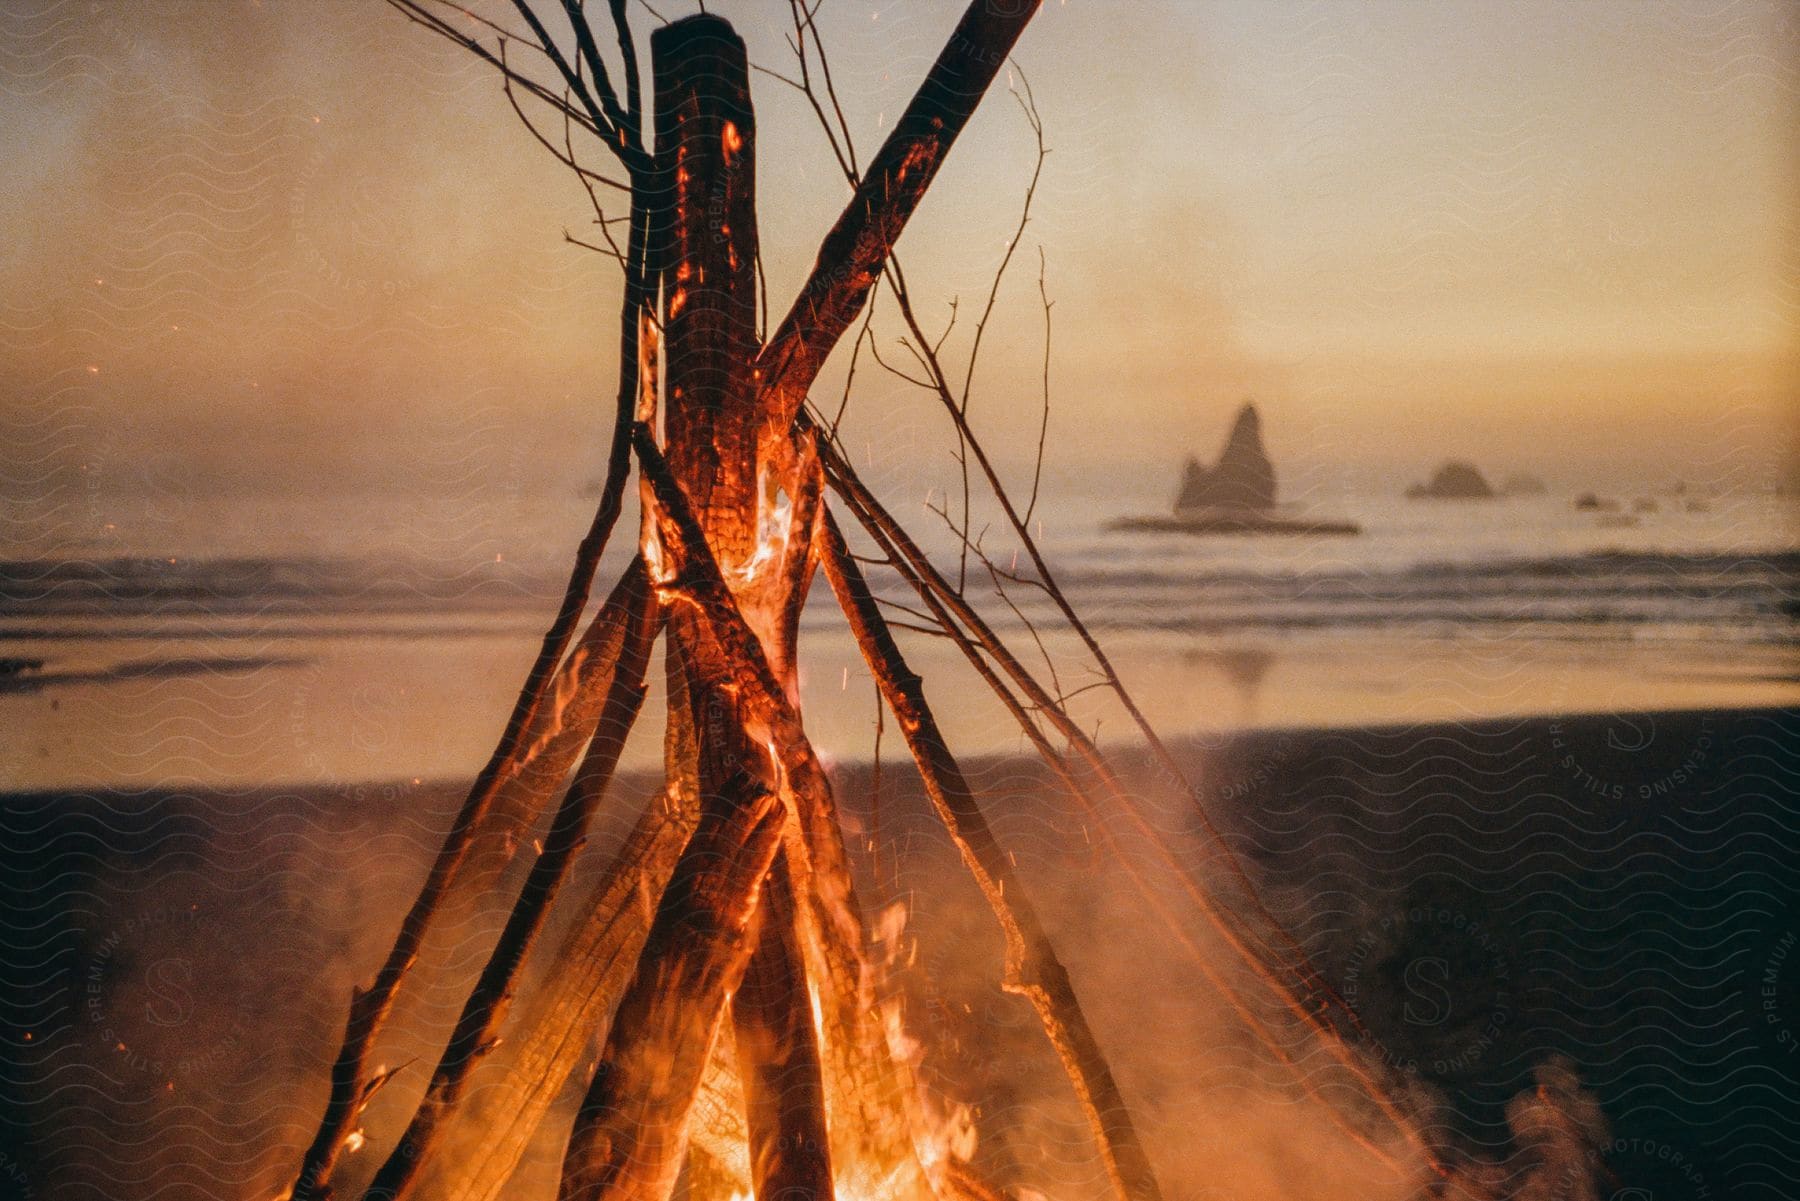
[
  {"x1": 564, "y1": 231, "x2": 631, "y2": 266},
  {"x1": 820, "y1": 508, "x2": 1164, "y2": 1201},
  {"x1": 559, "y1": 0, "x2": 639, "y2": 160},
  {"x1": 783, "y1": 0, "x2": 859, "y2": 184},
  {"x1": 865, "y1": 335, "x2": 935, "y2": 392},
  {"x1": 1026, "y1": 244, "x2": 1053, "y2": 525},
  {"x1": 499, "y1": 51, "x2": 631, "y2": 192},
  {"x1": 607, "y1": 0, "x2": 642, "y2": 131},
  {"x1": 386, "y1": 0, "x2": 606, "y2": 143},
  {"x1": 793, "y1": 0, "x2": 862, "y2": 181},
  {"x1": 958, "y1": 64, "x2": 1047, "y2": 412},
  {"x1": 750, "y1": 61, "x2": 807, "y2": 94},
  {"x1": 500, "y1": 62, "x2": 633, "y2": 195},
  {"x1": 508, "y1": 0, "x2": 627, "y2": 161},
  {"x1": 828, "y1": 278, "x2": 880, "y2": 435}
]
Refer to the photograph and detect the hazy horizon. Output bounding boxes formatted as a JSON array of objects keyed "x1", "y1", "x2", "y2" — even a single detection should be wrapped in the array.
[{"x1": 2, "y1": 0, "x2": 1795, "y2": 509}]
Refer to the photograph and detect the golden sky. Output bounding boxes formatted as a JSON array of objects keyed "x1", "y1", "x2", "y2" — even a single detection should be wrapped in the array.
[{"x1": 2, "y1": 0, "x2": 1794, "y2": 505}]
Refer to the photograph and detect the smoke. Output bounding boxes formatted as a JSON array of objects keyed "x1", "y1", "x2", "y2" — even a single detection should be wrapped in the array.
[
  {"x1": 15, "y1": 709, "x2": 1746, "y2": 1200},
  {"x1": 834, "y1": 730, "x2": 1617, "y2": 1201}
]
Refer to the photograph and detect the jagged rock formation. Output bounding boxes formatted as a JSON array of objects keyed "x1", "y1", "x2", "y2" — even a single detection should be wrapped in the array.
[
  {"x1": 1175, "y1": 403, "x2": 1277, "y2": 513},
  {"x1": 1407, "y1": 460, "x2": 1495, "y2": 500}
]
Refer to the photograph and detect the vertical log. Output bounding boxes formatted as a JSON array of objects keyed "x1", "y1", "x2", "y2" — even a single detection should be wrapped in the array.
[
  {"x1": 652, "y1": 13, "x2": 761, "y2": 569},
  {"x1": 651, "y1": 18, "x2": 836, "y2": 1201}
]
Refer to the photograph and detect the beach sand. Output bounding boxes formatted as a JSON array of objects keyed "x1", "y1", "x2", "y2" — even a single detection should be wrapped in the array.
[{"x1": 1, "y1": 707, "x2": 1794, "y2": 1201}]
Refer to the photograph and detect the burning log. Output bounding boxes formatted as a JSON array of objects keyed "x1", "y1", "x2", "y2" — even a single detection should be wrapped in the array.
[
  {"x1": 557, "y1": 772, "x2": 786, "y2": 1201},
  {"x1": 755, "y1": 0, "x2": 1045, "y2": 433},
  {"x1": 293, "y1": 560, "x2": 652, "y2": 1201},
  {"x1": 363, "y1": 566, "x2": 659, "y2": 1201},
  {"x1": 650, "y1": 20, "x2": 837, "y2": 1201},
  {"x1": 407, "y1": 785, "x2": 698, "y2": 1201},
  {"x1": 635, "y1": 425, "x2": 935, "y2": 1199},
  {"x1": 731, "y1": 857, "x2": 835, "y2": 1201}
]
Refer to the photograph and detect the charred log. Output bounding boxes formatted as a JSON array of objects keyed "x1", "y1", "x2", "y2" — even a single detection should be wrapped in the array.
[
  {"x1": 365, "y1": 565, "x2": 659, "y2": 1201},
  {"x1": 557, "y1": 774, "x2": 785, "y2": 1201}
]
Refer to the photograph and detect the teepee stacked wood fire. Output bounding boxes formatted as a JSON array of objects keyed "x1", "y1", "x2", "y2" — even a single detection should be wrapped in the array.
[{"x1": 285, "y1": 5, "x2": 1438, "y2": 1201}]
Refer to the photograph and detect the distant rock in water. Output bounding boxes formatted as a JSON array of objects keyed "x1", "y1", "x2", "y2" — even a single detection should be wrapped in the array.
[
  {"x1": 1176, "y1": 403, "x2": 1277, "y2": 513},
  {"x1": 1407, "y1": 460, "x2": 1496, "y2": 500},
  {"x1": 1500, "y1": 472, "x2": 1548, "y2": 497}
]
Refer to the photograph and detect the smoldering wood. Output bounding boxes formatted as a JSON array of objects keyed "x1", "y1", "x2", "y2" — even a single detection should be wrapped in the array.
[
  {"x1": 731, "y1": 852, "x2": 835, "y2": 1201},
  {"x1": 650, "y1": 19, "x2": 837, "y2": 1201},
  {"x1": 293, "y1": 560, "x2": 652, "y2": 1201},
  {"x1": 685, "y1": 1142, "x2": 745, "y2": 1201},
  {"x1": 408, "y1": 788, "x2": 697, "y2": 1201},
  {"x1": 689, "y1": 1042, "x2": 751, "y2": 1192},
  {"x1": 635, "y1": 426, "x2": 936, "y2": 1196},
  {"x1": 556, "y1": 774, "x2": 785, "y2": 1201},
  {"x1": 365, "y1": 568, "x2": 660, "y2": 1201}
]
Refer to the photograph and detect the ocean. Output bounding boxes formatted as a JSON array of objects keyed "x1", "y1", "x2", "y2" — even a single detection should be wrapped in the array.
[{"x1": 3, "y1": 480, "x2": 1795, "y2": 791}]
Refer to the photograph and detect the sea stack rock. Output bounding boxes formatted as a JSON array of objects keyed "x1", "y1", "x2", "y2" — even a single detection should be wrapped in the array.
[
  {"x1": 1176, "y1": 403, "x2": 1277, "y2": 513},
  {"x1": 1407, "y1": 460, "x2": 1496, "y2": 500}
]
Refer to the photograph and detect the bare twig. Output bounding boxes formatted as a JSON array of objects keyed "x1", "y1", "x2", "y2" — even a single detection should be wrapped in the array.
[
  {"x1": 506, "y1": 0, "x2": 633, "y2": 167},
  {"x1": 821, "y1": 509, "x2": 1165, "y2": 1201},
  {"x1": 499, "y1": 49, "x2": 631, "y2": 192},
  {"x1": 752, "y1": 0, "x2": 1045, "y2": 433},
  {"x1": 608, "y1": 0, "x2": 641, "y2": 129},
  {"x1": 1026, "y1": 245, "x2": 1053, "y2": 525},
  {"x1": 556, "y1": 0, "x2": 639, "y2": 160},
  {"x1": 386, "y1": 1, "x2": 605, "y2": 142}
]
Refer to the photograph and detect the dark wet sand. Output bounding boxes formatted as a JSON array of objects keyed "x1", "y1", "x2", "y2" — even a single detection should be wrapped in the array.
[{"x1": 2, "y1": 707, "x2": 1794, "y2": 1201}]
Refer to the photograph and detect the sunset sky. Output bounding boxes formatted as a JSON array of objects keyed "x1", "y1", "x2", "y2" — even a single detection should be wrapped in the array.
[{"x1": 3, "y1": 0, "x2": 1794, "y2": 508}]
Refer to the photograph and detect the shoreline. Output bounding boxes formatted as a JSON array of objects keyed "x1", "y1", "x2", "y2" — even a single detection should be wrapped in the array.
[
  {"x1": 0, "y1": 698, "x2": 1787, "y2": 800},
  {"x1": 7, "y1": 623, "x2": 1796, "y2": 794}
]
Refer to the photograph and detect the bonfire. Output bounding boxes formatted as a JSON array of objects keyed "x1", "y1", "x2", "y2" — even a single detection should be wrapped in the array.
[{"x1": 280, "y1": 6, "x2": 1586, "y2": 1201}]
